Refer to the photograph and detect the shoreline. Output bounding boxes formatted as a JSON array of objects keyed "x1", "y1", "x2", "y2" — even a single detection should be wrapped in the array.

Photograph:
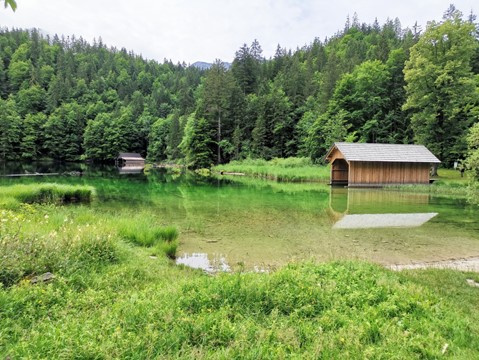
[{"x1": 389, "y1": 256, "x2": 479, "y2": 272}]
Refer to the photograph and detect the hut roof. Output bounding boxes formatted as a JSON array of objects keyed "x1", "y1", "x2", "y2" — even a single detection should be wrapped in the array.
[{"x1": 326, "y1": 142, "x2": 441, "y2": 163}]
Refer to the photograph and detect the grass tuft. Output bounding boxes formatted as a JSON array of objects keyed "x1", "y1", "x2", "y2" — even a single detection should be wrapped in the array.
[{"x1": 0, "y1": 183, "x2": 94, "y2": 207}]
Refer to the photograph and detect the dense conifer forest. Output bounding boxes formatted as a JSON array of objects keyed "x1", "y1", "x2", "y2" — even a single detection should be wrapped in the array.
[{"x1": 1, "y1": 5, "x2": 478, "y2": 168}]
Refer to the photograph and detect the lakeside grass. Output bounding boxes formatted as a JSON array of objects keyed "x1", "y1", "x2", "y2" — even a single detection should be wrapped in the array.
[
  {"x1": 213, "y1": 157, "x2": 330, "y2": 182},
  {"x1": 386, "y1": 168, "x2": 472, "y2": 198},
  {"x1": 0, "y1": 183, "x2": 95, "y2": 208},
  {"x1": 2, "y1": 181, "x2": 479, "y2": 357},
  {"x1": 215, "y1": 160, "x2": 478, "y2": 201}
]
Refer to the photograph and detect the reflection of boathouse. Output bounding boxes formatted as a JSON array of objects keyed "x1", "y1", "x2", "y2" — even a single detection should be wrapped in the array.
[
  {"x1": 329, "y1": 187, "x2": 437, "y2": 229},
  {"x1": 325, "y1": 142, "x2": 441, "y2": 186},
  {"x1": 115, "y1": 153, "x2": 145, "y2": 174}
]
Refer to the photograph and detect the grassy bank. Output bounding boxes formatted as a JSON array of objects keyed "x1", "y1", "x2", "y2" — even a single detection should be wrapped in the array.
[
  {"x1": 0, "y1": 184, "x2": 178, "y2": 287},
  {"x1": 2, "y1": 182, "x2": 479, "y2": 358},
  {"x1": 213, "y1": 157, "x2": 330, "y2": 182},
  {"x1": 386, "y1": 168, "x2": 471, "y2": 198},
  {"x1": 215, "y1": 159, "x2": 477, "y2": 201}
]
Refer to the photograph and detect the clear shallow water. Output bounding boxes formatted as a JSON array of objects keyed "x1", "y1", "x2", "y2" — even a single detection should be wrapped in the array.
[{"x1": 2, "y1": 163, "x2": 479, "y2": 271}]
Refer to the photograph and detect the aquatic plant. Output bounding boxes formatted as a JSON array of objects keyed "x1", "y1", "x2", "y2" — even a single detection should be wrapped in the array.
[
  {"x1": 154, "y1": 239, "x2": 179, "y2": 259},
  {"x1": 157, "y1": 226, "x2": 179, "y2": 242},
  {"x1": 118, "y1": 219, "x2": 178, "y2": 250}
]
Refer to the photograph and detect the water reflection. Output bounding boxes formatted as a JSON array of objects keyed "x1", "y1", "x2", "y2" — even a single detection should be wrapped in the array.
[
  {"x1": 176, "y1": 253, "x2": 230, "y2": 273},
  {"x1": 330, "y1": 188, "x2": 438, "y2": 229},
  {"x1": 333, "y1": 213, "x2": 438, "y2": 229},
  {"x1": 3, "y1": 165, "x2": 477, "y2": 269},
  {"x1": 117, "y1": 165, "x2": 144, "y2": 175}
]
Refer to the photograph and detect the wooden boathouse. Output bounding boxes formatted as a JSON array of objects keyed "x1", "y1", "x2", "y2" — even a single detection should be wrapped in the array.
[
  {"x1": 325, "y1": 142, "x2": 441, "y2": 186},
  {"x1": 115, "y1": 153, "x2": 145, "y2": 167},
  {"x1": 115, "y1": 153, "x2": 145, "y2": 175}
]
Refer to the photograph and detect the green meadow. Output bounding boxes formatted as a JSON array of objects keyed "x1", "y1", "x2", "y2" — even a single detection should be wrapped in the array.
[{"x1": 1, "y1": 173, "x2": 479, "y2": 358}]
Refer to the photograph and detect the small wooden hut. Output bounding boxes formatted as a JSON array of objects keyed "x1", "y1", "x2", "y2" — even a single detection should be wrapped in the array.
[
  {"x1": 115, "y1": 153, "x2": 145, "y2": 167},
  {"x1": 325, "y1": 142, "x2": 440, "y2": 186}
]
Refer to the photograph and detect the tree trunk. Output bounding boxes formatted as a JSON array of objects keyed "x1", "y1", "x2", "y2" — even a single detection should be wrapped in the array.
[{"x1": 217, "y1": 112, "x2": 221, "y2": 164}]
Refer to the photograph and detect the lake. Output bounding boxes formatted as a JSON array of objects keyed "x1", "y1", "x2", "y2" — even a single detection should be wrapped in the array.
[{"x1": 1, "y1": 163, "x2": 479, "y2": 272}]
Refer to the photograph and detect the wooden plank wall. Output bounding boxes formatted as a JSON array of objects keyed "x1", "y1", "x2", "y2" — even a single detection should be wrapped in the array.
[
  {"x1": 349, "y1": 162, "x2": 430, "y2": 185},
  {"x1": 331, "y1": 159, "x2": 349, "y2": 183}
]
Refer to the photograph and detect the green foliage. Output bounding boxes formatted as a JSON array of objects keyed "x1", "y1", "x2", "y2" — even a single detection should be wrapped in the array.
[
  {"x1": 0, "y1": 97, "x2": 21, "y2": 160},
  {"x1": 43, "y1": 102, "x2": 86, "y2": 161},
  {"x1": 0, "y1": 7, "x2": 477, "y2": 166},
  {"x1": 465, "y1": 122, "x2": 479, "y2": 204},
  {"x1": 306, "y1": 111, "x2": 349, "y2": 161},
  {"x1": 147, "y1": 116, "x2": 171, "y2": 162},
  {"x1": 403, "y1": 11, "x2": 479, "y2": 165},
  {"x1": 180, "y1": 115, "x2": 215, "y2": 169},
  {"x1": 3, "y1": 0, "x2": 16, "y2": 11},
  {"x1": 20, "y1": 113, "x2": 47, "y2": 160},
  {"x1": 0, "y1": 204, "x2": 118, "y2": 287}
]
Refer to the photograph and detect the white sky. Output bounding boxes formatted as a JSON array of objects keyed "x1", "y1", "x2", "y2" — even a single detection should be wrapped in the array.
[{"x1": 0, "y1": 0, "x2": 477, "y2": 64}]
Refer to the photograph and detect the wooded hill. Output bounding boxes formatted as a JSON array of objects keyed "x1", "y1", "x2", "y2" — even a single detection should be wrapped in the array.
[{"x1": 1, "y1": 5, "x2": 478, "y2": 168}]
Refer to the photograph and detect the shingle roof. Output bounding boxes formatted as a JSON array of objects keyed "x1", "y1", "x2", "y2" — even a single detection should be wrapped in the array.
[{"x1": 326, "y1": 142, "x2": 441, "y2": 163}]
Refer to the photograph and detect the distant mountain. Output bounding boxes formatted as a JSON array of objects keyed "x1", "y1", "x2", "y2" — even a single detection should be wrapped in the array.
[{"x1": 191, "y1": 61, "x2": 231, "y2": 70}]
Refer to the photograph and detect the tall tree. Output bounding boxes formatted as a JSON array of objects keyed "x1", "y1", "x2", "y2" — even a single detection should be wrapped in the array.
[
  {"x1": 0, "y1": 97, "x2": 21, "y2": 160},
  {"x1": 329, "y1": 60, "x2": 390, "y2": 143},
  {"x1": 232, "y1": 40, "x2": 263, "y2": 95},
  {"x1": 403, "y1": 10, "x2": 479, "y2": 166},
  {"x1": 197, "y1": 60, "x2": 235, "y2": 164},
  {"x1": 21, "y1": 112, "x2": 47, "y2": 160},
  {"x1": 147, "y1": 116, "x2": 171, "y2": 162},
  {"x1": 180, "y1": 115, "x2": 214, "y2": 169}
]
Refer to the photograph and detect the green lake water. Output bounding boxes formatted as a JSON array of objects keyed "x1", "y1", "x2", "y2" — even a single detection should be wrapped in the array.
[{"x1": 2, "y1": 163, "x2": 479, "y2": 271}]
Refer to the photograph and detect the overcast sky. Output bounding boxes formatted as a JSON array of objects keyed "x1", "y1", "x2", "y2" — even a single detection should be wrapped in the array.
[{"x1": 1, "y1": 0, "x2": 477, "y2": 64}]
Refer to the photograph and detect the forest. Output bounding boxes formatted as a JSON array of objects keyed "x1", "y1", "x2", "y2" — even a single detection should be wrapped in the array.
[{"x1": 1, "y1": 5, "x2": 478, "y2": 168}]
